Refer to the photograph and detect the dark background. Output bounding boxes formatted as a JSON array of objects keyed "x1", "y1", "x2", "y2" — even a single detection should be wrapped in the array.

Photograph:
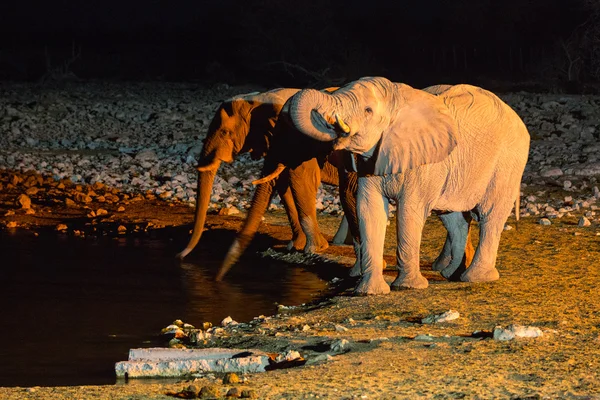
[{"x1": 1, "y1": 0, "x2": 599, "y2": 91}]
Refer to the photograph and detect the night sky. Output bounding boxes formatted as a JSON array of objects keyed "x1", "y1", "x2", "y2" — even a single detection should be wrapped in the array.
[{"x1": 1, "y1": 0, "x2": 596, "y2": 90}]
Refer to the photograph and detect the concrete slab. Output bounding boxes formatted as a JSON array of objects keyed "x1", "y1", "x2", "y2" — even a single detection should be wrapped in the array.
[{"x1": 115, "y1": 348, "x2": 271, "y2": 378}]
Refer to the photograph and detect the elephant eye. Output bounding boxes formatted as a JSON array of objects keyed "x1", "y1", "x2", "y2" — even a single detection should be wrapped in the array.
[{"x1": 365, "y1": 107, "x2": 373, "y2": 115}]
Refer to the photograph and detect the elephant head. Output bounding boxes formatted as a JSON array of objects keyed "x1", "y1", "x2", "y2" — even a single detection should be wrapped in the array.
[
  {"x1": 177, "y1": 89, "x2": 300, "y2": 259},
  {"x1": 287, "y1": 77, "x2": 459, "y2": 176}
]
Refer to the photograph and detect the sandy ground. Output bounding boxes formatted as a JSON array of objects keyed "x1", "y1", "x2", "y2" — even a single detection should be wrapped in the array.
[{"x1": 2, "y1": 169, "x2": 600, "y2": 399}]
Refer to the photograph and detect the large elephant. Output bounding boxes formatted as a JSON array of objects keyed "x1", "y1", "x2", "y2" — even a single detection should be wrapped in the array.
[
  {"x1": 287, "y1": 77, "x2": 530, "y2": 295},
  {"x1": 176, "y1": 88, "x2": 341, "y2": 277}
]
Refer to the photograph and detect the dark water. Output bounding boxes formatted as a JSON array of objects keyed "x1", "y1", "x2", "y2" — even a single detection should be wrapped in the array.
[{"x1": 0, "y1": 229, "x2": 331, "y2": 387}]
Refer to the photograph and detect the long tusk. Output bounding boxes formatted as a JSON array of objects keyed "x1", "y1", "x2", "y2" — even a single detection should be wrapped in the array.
[
  {"x1": 197, "y1": 158, "x2": 221, "y2": 172},
  {"x1": 335, "y1": 113, "x2": 351, "y2": 134},
  {"x1": 252, "y1": 164, "x2": 286, "y2": 185}
]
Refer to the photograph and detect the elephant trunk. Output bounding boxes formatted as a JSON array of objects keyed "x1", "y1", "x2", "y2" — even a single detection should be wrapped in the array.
[
  {"x1": 216, "y1": 180, "x2": 275, "y2": 281},
  {"x1": 288, "y1": 89, "x2": 338, "y2": 142},
  {"x1": 177, "y1": 166, "x2": 219, "y2": 259}
]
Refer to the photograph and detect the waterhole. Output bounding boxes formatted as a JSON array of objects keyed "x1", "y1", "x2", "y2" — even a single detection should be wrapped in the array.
[{"x1": 0, "y1": 228, "x2": 331, "y2": 387}]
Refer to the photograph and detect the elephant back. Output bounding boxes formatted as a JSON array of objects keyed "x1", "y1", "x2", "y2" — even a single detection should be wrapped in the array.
[{"x1": 437, "y1": 84, "x2": 530, "y2": 147}]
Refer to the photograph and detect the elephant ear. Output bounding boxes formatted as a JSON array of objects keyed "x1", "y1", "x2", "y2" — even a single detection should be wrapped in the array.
[{"x1": 374, "y1": 92, "x2": 458, "y2": 175}]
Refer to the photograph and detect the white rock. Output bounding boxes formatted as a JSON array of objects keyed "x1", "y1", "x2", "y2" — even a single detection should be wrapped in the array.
[
  {"x1": 221, "y1": 316, "x2": 238, "y2": 327},
  {"x1": 540, "y1": 167, "x2": 563, "y2": 177},
  {"x1": 504, "y1": 224, "x2": 513, "y2": 231},
  {"x1": 414, "y1": 334, "x2": 435, "y2": 342},
  {"x1": 539, "y1": 218, "x2": 552, "y2": 226},
  {"x1": 493, "y1": 327, "x2": 516, "y2": 341},
  {"x1": 493, "y1": 325, "x2": 543, "y2": 341},
  {"x1": 276, "y1": 350, "x2": 302, "y2": 362},
  {"x1": 563, "y1": 181, "x2": 572, "y2": 189},
  {"x1": 335, "y1": 324, "x2": 349, "y2": 332},
  {"x1": 511, "y1": 325, "x2": 544, "y2": 338},
  {"x1": 421, "y1": 310, "x2": 460, "y2": 324}
]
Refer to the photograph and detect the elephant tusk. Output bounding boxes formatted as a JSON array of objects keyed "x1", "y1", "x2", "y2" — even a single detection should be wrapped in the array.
[
  {"x1": 196, "y1": 158, "x2": 221, "y2": 172},
  {"x1": 335, "y1": 113, "x2": 351, "y2": 134},
  {"x1": 252, "y1": 164, "x2": 286, "y2": 185}
]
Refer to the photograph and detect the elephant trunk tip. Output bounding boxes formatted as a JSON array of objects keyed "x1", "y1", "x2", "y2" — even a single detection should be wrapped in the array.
[{"x1": 176, "y1": 248, "x2": 193, "y2": 259}]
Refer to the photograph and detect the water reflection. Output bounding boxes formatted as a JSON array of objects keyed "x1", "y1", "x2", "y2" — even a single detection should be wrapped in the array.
[
  {"x1": 178, "y1": 261, "x2": 328, "y2": 323},
  {"x1": 0, "y1": 229, "x2": 327, "y2": 387}
]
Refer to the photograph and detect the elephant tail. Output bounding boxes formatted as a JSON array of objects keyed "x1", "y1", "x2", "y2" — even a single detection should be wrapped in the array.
[{"x1": 515, "y1": 187, "x2": 521, "y2": 231}]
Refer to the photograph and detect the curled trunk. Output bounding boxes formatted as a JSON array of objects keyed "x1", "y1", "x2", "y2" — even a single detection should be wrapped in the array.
[
  {"x1": 177, "y1": 167, "x2": 219, "y2": 259},
  {"x1": 216, "y1": 180, "x2": 275, "y2": 281},
  {"x1": 288, "y1": 89, "x2": 338, "y2": 142}
]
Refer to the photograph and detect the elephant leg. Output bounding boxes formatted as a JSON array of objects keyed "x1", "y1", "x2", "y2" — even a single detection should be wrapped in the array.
[
  {"x1": 460, "y1": 217, "x2": 502, "y2": 283},
  {"x1": 431, "y1": 229, "x2": 452, "y2": 272},
  {"x1": 332, "y1": 215, "x2": 352, "y2": 245},
  {"x1": 354, "y1": 177, "x2": 390, "y2": 295},
  {"x1": 390, "y1": 203, "x2": 429, "y2": 290},
  {"x1": 461, "y1": 171, "x2": 522, "y2": 283},
  {"x1": 276, "y1": 173, "x2": 306, "y2": 251},
  {"x1": 437, "y1": 212, "x2": 473, "y2": 281},
  {"x1": 460, "y1": 201, "x2": 511, "y2": 283},
  {"x1": 348, "y1": 237, "x2": 362, "y2": 277},
  {"x1": 464, "y1": 223, "x2": 475, "y2": 267},
  {"x1": 289, "y1": 160, "x2": 329, "y2": 254},
  {"x1": 340, "y1": 171, "x2": 365, "y2": 276}
]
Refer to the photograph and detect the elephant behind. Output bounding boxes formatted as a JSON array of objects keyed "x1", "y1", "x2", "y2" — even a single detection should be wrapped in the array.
[{"x1": 177, "y1": 88, "x2": 343, "y2": 279}]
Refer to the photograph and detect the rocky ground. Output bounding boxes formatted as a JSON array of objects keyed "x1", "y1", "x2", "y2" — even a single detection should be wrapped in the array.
[{"x1": 1, "y1": 82, "x2": 600, "y2": 399}]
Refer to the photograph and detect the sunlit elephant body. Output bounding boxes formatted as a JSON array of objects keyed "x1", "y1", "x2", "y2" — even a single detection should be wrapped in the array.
[
  {"x1": 177, "y1": 89, "x2": 338, "y2": 278},
  {"x1": 288, "y1": 77, "x2": 530, "y2": 295},
  {"x1": 336, "y1": 85, "x2": 476, "y2": 279}
]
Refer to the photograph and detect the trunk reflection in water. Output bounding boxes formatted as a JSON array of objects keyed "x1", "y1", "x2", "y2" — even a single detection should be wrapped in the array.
[{"x1": 0, "y1": 229, "x2": 327, "y2": 387}]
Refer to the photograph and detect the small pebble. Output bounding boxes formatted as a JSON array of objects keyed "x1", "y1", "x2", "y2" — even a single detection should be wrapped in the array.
[
  {"x1": 182, "y1": 384, "x2": 200, "y2": 398},
  {"x1": 200, "y1": 385, "x2": 220, "y2": 398},
  {"x1": 578, "y1": 217, "x2": 591, "y2": 227},
  {"x1": 422, "y1": 310, "x2": 460, "y2": 324},
  {"x1": 223, "y1": 372, "x2": 240, "y2": 384},
  {"x1": 17, "y1": 194, "x2": 31, "y2": 209},
  {"x1": 414, "y1": 334, "x2": 435, "y2": 342},
  {"x1": 240, "y1": 389, "x2": 257, "y2": 399},
  {"x1": 226, "y1": 387, "x2": 241, "y2": 398}
]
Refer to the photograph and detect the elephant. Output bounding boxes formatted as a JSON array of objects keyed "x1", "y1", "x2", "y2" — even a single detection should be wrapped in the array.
[
  {"x1": 286, "y1": 76, "x2": 530, "y2": 295},
  {"x1": 176, "y1": 88, "x2": 344, "y2": 279}
]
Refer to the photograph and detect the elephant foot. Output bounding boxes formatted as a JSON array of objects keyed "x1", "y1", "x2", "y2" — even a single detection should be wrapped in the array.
[
  {"x1": 460, "y1": 265, "x2": 499, "y2": 283},
  {"x1": 440, "y1": 262, "x2": 467, "y2": 282},
  {"x1": 390, "y1": 271, "x2": 429, "y2": 290},
  {"x1": 288, "y1": 234, "x2": 307, "y2": 251},
  {"x1": 349, "y1": 258, "x2": 387, "y2": 278},
  {"x1": 303, "y1": 234, "x2": 329, "y2": 254},
  {"x1": 354, "y1": 273, "x2": 390, "y2": 295},
  {"x1": 431, "y1": 254, "x2": 451, "y2": 272},
  {"x1": 348, "y1": 260, "x2": 362, "y2": 277}
]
